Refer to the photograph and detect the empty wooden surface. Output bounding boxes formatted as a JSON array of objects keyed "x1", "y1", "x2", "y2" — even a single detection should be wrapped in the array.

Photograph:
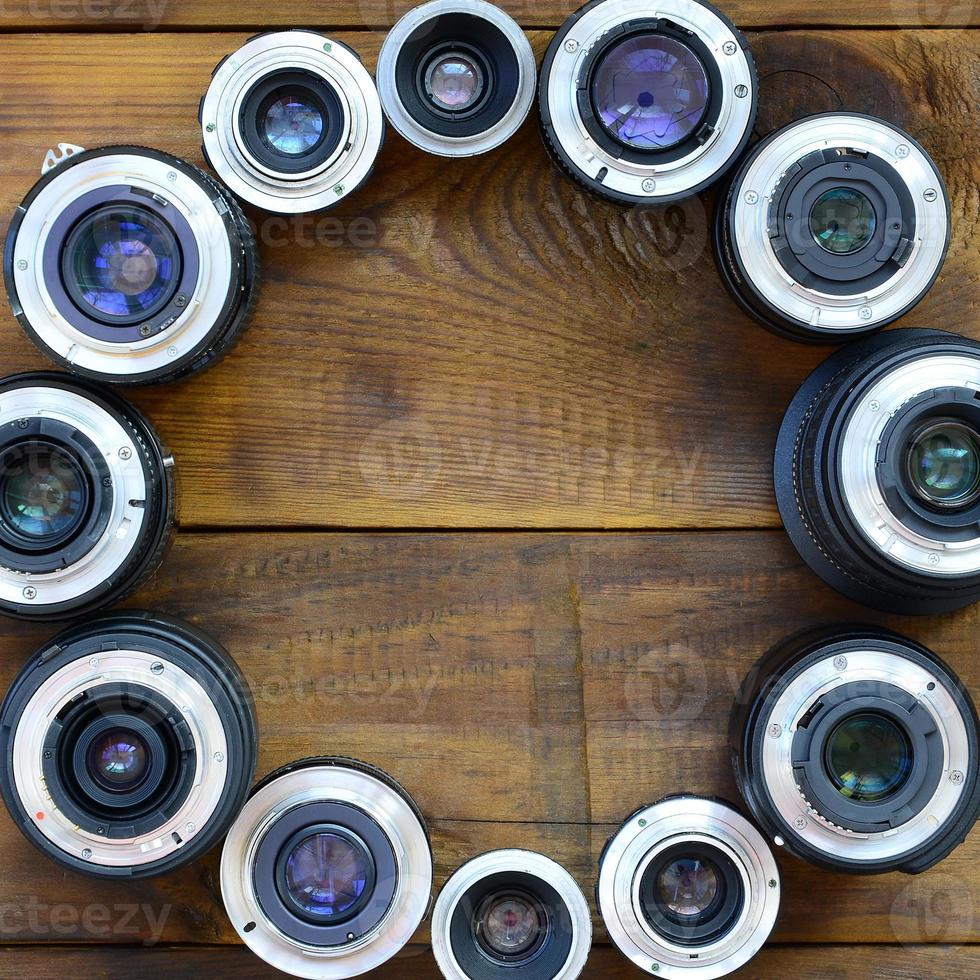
[{"x1": 0, "y1": 1, "x2": 978, "y2": 977}]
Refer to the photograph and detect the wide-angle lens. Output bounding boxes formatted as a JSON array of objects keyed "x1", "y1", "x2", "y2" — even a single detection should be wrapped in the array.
[
  {"x1": 87, "y1": 729, "x2": 150, "y2": 792},
  {"x1": 826, "y1": 713, "x2": 913, "y2": 803},
  {"x1": 809, "y1": 187, "x2": 877, "y2": 255},
  {"x1": 284, "y1": 831, "x2": 371, "y2": 919},
  {"x1": 0, "y1": 443, "x2": 86, "y2": 540},
  {"x1": 908, "y1": 421, "x2": 980, "y2": 507}
]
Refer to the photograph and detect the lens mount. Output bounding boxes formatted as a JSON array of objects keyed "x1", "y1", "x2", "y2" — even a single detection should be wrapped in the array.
[
  {"x1": 732, "y1": 628, "x2": 980, "y2": 875},
  {"x1": 597, "y1": 797, "x2": 779, "y2": 980},
  {"x1": 378, "y1": 1, "x2": 537, "y2": 158},
  {"x1": 4, "y1": 146, "x2": 258, "y2": 385},
  {"x1": 0, "y1": 373, "x2": 174, "y2": 621},
  {"x1": 0, "y1": 613, "x2": 257, "y2": 878},
  {"x1": 776, "y1": 328, "x2": 980, "y2": 614},
  {"x1": 221, "y1": 756, "x2": 432, "y2": 979},
  {"x1": 716, "y1": 113, "x2": 950, "y2": 343},
  {"x1": 202, "y1": 31, "x2": 385, "y2": 214},
  {"x1": 540, "y1": 0, "x2": 757, "y2": 205},
  {"x1": 431, "y1": 850, "x2": 592, "y2": 980}
]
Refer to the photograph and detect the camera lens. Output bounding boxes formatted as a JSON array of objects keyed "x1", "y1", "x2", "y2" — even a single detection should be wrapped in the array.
[
  {"x1": 378, "y1": 1, "x2": 536, "y2": 158},
  {"x1": 202, "y1": 31, "x2": 384, "y2": 214},
  {"x1": 776, "y1": 328, "x2": 980, "y2": 614},
  {"x1": 431, "y1": 850, "x2": 591, "y2": 980},
  {"x1": 5, "y1": 146, "x2": 259, "y2": 385},
  {"x1": 221, "y1": 757, "x2": 432, "y2": 979},
  {"x1": 715, "y1": 112, "x2": 950, "y2": 343},
  {"x1": 0, "y1": 613, "x2": 257, "y2": 878},
  {"x1": 540, "y1": 0, "x2": 757, "y2": 205},
  {"x1": 597, "y1": 797, "x2": 779, "y2": 978},
  {"x1": 0, "y1": 373, "x2": 174, "y2": 621},
  {"x1": 732, "y1": 627, "x2": 980, "y2": 875}
]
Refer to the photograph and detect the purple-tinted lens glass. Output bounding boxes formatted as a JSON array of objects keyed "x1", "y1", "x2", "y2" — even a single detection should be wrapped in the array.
[
  {"x1": 285, "y1": 832, "x2": 370, "y2": 918},
  {"x1": 591, "y1": 34, "x2": 710, "y2": 151}
]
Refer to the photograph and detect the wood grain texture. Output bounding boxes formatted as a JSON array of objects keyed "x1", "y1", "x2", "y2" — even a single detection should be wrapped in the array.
[
  {"x1": 0, "y1": 531, "x2": 977, "y2": 949},
  {"x1": 1, "y1": 28, "x2": 979, "y2": 529}
]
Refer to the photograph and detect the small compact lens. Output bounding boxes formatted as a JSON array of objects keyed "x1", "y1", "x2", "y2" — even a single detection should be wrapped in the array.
[
  {"x1": 732, "y1": 627, "x2": 980, "y2": 875},
  {"x1": 598, "y1": 797, "x2": 779, "y2": 978},
  {"x1": 5, "y1": 146, "x2": 258, "y2": 385},
  {"x1": 716, "y1": 113, "x2": 950, "y2": 343},
  {"x1": 378, "y1": 1, "x2": 536, "y2": 158},
  {"x1": 776, "y1": 329, "x2": 980, "y2": 614},
  {"x1": 540, "y1": 0, "x2": 757, "y2": 204},
  {"x1": 0, "y1": 373, "x2": 174, "y2": 622},
  {"x1": 202, "y1": 32, "x2": 384, "y2": 214},
  {"x1": 0, "y1": 614, "x2": 257, "y2": 878}
]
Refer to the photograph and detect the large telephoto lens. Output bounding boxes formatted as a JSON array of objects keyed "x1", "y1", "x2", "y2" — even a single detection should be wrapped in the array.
[
  {"x1": 716, "y1": 113, "x2": 950, "y2": 343},
  {"x1": 597, "y1": 796, "x2": 780, "y2": 979},
  {"x1": 5, "y1": 145, "x2": 258, "y2": 385},
  {"x1": 776, "y1": 328, "x2": 980, "y2": 614},
  {"x1": 202, "y1": 31, "x2": 385, "y2": 214},
  {"x1": 0, "y1": 372, "x2": 174, "y2": 621},
  {"x1": 378, "y1": 1, "x2": 537, "y2": 158},
  {"x1": 539, "y1": 0, "x2": 757, "y2": 205},
  {"x1": 221, "y1": 757, "x2": 432, "y2": 979},
  {"x1": 732, "y1": 628, "x2": 980, "y2": 875},
  {"x1": 431, "y1": 850, "x2": 592, "y2": 979},
  {"x1": 0, "y1": 613, "x2": 257, "y2": 878}
]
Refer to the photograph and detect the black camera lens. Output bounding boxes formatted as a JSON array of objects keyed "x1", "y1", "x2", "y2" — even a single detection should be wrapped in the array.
[
  {"x1": 378, "y1": 1, "x2": 536, "y2": 158},
  {"x1": 202, "y1": 31, "x2": 384, "y2": 214},
  {"x1": 222, "y1": 757, "x2": 432, "y2": 979},
  {"x1": 0, "y1": 613, "x2": 257, "y2": 879},
  {"x1": 732, "y1": 628, "x2": 980, "y2": 875},
  {"x1": 0, "y1": 372, "x2": 174, "y2": 621},
  {"x1": 597, "y1": 797, "x2": 779, "y2": 978},
  {"x1": 715, "y1": 113, "x2": 950, "y2": 343},
  {"x1": 5, "y1": 145, "x2": 259, "y2": 385},
  {"x1": 540, "y1": 0, "x2": 757, "y2": 205},
  {"x1": 776, "y1": 328, "x2": 980, "y2": 614},
  {"x1": 432, "y1": 850, "x2": 591, "y2": 980}
]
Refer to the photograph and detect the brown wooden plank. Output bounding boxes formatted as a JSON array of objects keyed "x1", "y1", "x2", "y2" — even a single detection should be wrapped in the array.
[
  {"x1": 1, "y1": 29, "x2": 978, "y2": 529},
  {"x1": 2, "y1": 943, "x2": 979, "y2": 980},
  {"x1": 0, "y1": 531, "x2": 977, "y2": 946},
  {"x1": 0, "y1": 0, "x2": 977, "y2": 31}
]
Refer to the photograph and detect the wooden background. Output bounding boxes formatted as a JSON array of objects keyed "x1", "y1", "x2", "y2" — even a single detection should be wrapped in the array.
[{"x1": 1, "y1": 1, "x2": 979, "y2": 977}]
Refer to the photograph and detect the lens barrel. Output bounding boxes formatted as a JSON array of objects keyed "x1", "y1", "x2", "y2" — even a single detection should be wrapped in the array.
[
  {"x1": 539, "y1": 0, "x2": 757, "y2": 205},
  {"x1": 0, "y1": 612, "x2": 257, "y2": 878},
  {"x1": 732, "y1": 627, "x2": 980, "y2": 875},
  {"x1": 5, "y1": 146, "x2": 259, "y2": 385},
  {"x1": 716, "y1": 112, "x2": 950, "y2": 343}
]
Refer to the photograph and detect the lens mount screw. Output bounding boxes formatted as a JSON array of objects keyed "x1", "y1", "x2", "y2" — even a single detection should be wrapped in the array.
[
  {"x1": 118, "y1": 447, "x2": 133, "y2": 461},
  {"x1": 21, "y1": 586, "x2": 37, "y2": 601},
  {"x1": 950, "y1": 770, "x2": 965, "y2": 785},
  {"x1": 96, "y1": 826, "x2": 106, "y2": 835},
  {"x1": 768, "y1": 723, "x2": 783, "y2": 738},
  {"x1": 139, "y1": 324, "x2": 152, "y2": 337},
  {"x1": 768, "y1": 879, "x2": 778, "y2": 889},
  {"x1": 167, "y1": 345, "x2": 179, "y2": 357},
  {"x1": 89, "y1": 658, "x2": 99, "y2": 669},
  {"x1": 833, "y1": 655, "x2": 848, "y2": 671},
  {"x1": 794, "y1": 815, "x2": 808, "y2": 830},
  {"x1": 924, "y1": 188, "x2": 939, "y2": 203},
  {"x1": 896, "y1": 145, "x2": 910, "y2": 158},
  {"x1": 167, "y1": 171, "x2": 177, "y2": 183},
  {"x1": 81, "y1": 848, "x2": 92, "y2": 860},
  {"x1": 723, "y1": 41, "x2": 737, "y2": 55},
  {"x1": 859, "y1": 307, "x2": 873, "y2": 320},
  {"x1": 642, "y1": 178, "x2": 657, "y2": 193},
  {"x1": 928, "y1": 553, "x2": 941, "y2": 565},
  {"x1": 214, "y1": 751, "x2": 225, "y2": 763},
  {"x1": 735, "y1": 84, "x2": 749, "y2": 98},
  {"x1": 185, "y1": 822, "x2": 196, "y2": 834},
  {"x1": 16, "y1": 418, "x2": 29, "y2": 429},
  {"x1": 651, "y1": 965, "x2": 660, "y2": 974},
  {"x1": 16, "y1": 259, "x2": 28, "y2": 271},
  {"x1": 175, "y1": 294, "x2": 188, "y2": 308},
  {"x1": 151, "y1": 662, "x2": 165, "y2": 675},
  {"x1": 638, "y1": 818, "x2": 647, "y2": 827},
  {"x1": 43, "y1": 750, "x2": 52, "y2": 760},
  {"x1": 564, "y1": 38, "x2": 579, "y2": 53},
  {"x1": 744, "y1": 190, "x2": 759, "y2": 205},
  {"x1": 869, "y1": 400, "x2": 881, "y2": 413},
  {"x1": 206, "y1": 123, "x2": 216, "y2": 133}
]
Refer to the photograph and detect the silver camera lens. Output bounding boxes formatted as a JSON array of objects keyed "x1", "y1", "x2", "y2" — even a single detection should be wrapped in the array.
[
  {"x1": 0, "y1": 613, "x2": 257, "y2": 878},
  {"x1": 431, "y1": 850, "x2": 591, "y2": 980},
  {"x1": 732, "y1": 628, "x2": 980, "y2": 875},
  {"x1": 221, "y1": 756, "x2": 432, "y2": 979},
  {"x1": 716, "y1": 112, "x2": 950, "y2": 342},
  {"x1": 202, "y1": 31, "x2": 385, "y2": 214},
  {"x1": 0, "y1": 372, "x2": 174, "y2": 621},
  {"x1": 378, "y1": 1, "x2": 537, "y2": 158},
  {"x1": 597, "y1": 796, "x2": 780, "y2": 979},
  {"x1": 539, "y1": 0, "x2": 757, "y2": 205},
  {"x1": 777, "y1": 328, "x2": 980, "y2": 614},
  {"x1": 5, "y1": 145, "x2": 259, "y2": 385}
]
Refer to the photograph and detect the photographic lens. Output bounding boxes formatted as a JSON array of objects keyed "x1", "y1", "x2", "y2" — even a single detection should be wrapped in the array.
[
  {"x1": 5, "y1": 146, "x2": 258, "y2": 385},
  {"x1": 597, "y1": 797, "x2": 779, "y2": 978},
  {"x1": 0, "y1": 613, "x2": 257, "y2": 878},
  {"x1": 591, "y1": 34, "x2": 710, "y2": 152},
  {"x1": 540, "y1": 0, "x2": 757, "y2": 204},
  {"x1": 776, "y1": 329, "x2": 980, "y2": 614},
  {"x1": 732, "y1": 627, "x2": 980, "y2": 874},
  {"x1": 716, "y1": 113, "x2": 950, "y2": 343},
  {"x1": 378, "y1": 1, "x2": 536, "y2": 158},
  {"x1": 0, "y1": 373, "x2": 174, "y2": 622},
  {"x1": 809, "y1": 188, "x2": 877, "y2": 255},
  {"x1": 203, "y1": 32, "x2": 384, "y2": 213},
  {"x1": 222, "y1": 757, "x2": 432, "y2": 979},
  {"x1": 432, "y1": 850, "x2": 591, "y2": 980}
]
